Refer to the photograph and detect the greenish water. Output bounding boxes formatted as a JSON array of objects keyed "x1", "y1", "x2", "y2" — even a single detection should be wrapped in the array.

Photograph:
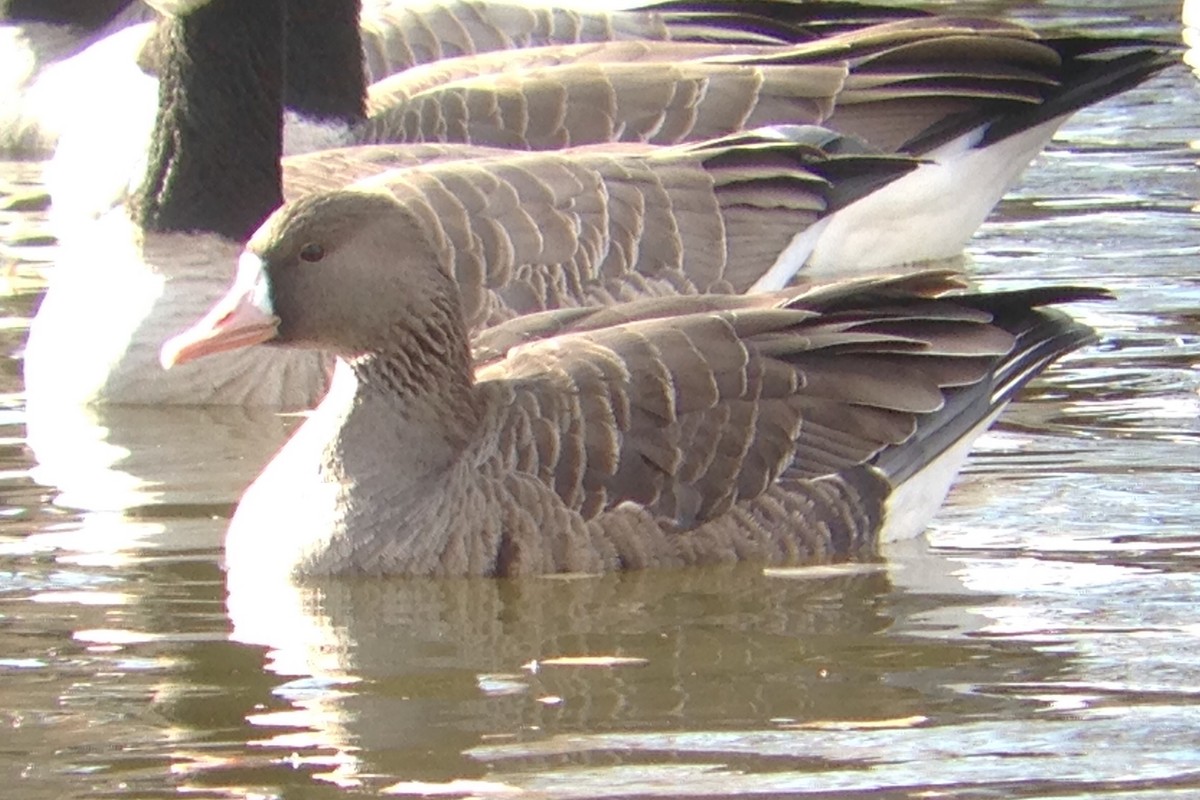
[{"x1": 1, "y1": 2, "x2": 1197, "y2": 797}]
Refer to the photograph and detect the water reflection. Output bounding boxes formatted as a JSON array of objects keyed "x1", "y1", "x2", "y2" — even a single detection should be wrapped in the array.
[
  {"x1": 455, "y1": 705, "x2": 1200, "y2": 797},
  {"x1": 0, "y1": 1, "x2": 1198, "y2": 797},
  {"x1": 224, "y1": 561, "x2": 1080, "y2": 793},
  {"x1": 18, "y1": 404, "x2": 294, "y2": 562},
  {"x1": 211, "y1": 542, "x2": 1200, "y2": 796}
]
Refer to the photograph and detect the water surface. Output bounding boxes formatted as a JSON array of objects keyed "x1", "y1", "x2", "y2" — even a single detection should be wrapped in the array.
[{"x1": 1, "y1": 2, "x2": 1198, "y2": 797}]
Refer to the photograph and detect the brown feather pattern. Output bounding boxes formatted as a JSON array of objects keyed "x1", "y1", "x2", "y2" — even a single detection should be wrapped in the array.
[
  {"x1": 358, "y1": 274, "x2": 1096, "y2": 577},
  {"x1": 213, "y1": 157, "x2": 1107, "y2": 579},
  {"x1": 356, "y1": 0, "x2": 922, "y2": 88},
  {"x1": 334, "y1": 130, "x2": 910, "y2": 332},
  {"x1": 354, "y1": 16, "x2": 1117, "y2": 157}
]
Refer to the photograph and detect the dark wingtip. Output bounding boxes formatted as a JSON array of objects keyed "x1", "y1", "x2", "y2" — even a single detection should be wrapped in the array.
[
  {"x1": 871, "y1": 284, "x2": 1104, "y2": 487},
  {"x1": 980, "y1": 47, "x2": 1177, "y2": 147},
  {"x1": 958, "y1": 285, "x2": 1114, "y2": 312},
  {"x1": 638, "y1": 0, "x2": 931, "y2": 46}
]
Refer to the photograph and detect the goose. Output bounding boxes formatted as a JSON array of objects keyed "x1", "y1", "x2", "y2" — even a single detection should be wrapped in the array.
[
  {"x1": 352, "y1": 18, "x2": 1173, "y2": 274},
  {"x1": 160, "y1": 191, "x2": 1104, "y2": 578},
  {"x1": 26, "y1": 0, "x2": 1170, "y2": 408},
  {"x1": 6, "y1": 0, "x2": 790, "y2": 156},
  {"x1": 44, "y1": 0, "x2": 906, "y2": 222},
  {"x1": 37, "y1": 0, "x2": 1172, "y2": 233},
  {"x1": 295, "y1": 6, "x2": 1170, "y2": 283},
  {"x1": 45, "y1": 0, "x2": 1173, "y2": 235},
  {"x1": 0, "y1": 0, "x2": 153, "y2": 154},
  {"x1": 269, "y1": 3, "x2": 1171, "y2": 274},
  {"x1": 23, "y1": 0, "x2": 921, "y2": 409},
  {"x1": 24, "y1": 0, "x2": 480, "y2": 409},
  {"x1": 1186, "y1": 0, "x2": 1200, "y2": 75},
  {"x1": 310, "y1": 0, "x2": 930, "y2": 143}
]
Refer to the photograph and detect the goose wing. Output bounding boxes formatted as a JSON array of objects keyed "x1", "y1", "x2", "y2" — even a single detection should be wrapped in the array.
[{"x1": 474, "y1": 274, "x2": 1102, "y2": 530}]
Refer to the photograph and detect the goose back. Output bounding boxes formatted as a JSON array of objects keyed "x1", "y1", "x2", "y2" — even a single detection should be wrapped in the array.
[
  {"x1": 359, "y1": 18, "x2": 1172, "y2": 154},
  {"x1": 347, "y1": 127, "x2": 919, "y2": 330},
  {"x1": 355, "y1": 0, "x2": 929, "y2": 83}
]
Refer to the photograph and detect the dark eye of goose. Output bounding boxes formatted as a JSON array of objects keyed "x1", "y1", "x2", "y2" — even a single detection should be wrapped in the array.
[{"x1": 299, "y1": 242, "x2": 325, "y2": 263}]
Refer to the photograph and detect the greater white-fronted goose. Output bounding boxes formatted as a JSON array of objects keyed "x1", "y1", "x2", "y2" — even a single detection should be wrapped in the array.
[
  {"x1": 23, "y1": 0, "x2": 919, "y2": 408},
  {"x1": 161, "y1": 195, "x2": 1103, "y2": 578}
]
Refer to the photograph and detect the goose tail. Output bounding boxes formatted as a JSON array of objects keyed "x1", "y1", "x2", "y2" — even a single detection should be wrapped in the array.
[{"x1": 872, "y1": 286, "x2": 1107, "y2": 542}]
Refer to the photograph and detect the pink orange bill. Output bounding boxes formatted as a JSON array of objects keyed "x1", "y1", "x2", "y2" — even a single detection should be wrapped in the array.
[{"x1": 160, "y1": 253, "x2": 280, "y2": 369}]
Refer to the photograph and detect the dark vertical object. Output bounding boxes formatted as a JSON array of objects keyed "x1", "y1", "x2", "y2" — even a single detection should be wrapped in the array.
[
  {"x1": 284, "y1": 0, "x2": 366, "y2": 124},
  {"x1": 133, "y1": 0, "x2": 286, "y2": 241}
]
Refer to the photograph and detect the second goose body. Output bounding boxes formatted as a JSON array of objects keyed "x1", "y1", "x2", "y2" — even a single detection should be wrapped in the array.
[{"x1": 23, "y1": 0, "x2": 922, "y2": 408}]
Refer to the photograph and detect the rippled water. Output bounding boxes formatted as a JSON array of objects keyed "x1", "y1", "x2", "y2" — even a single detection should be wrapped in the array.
[{"x1": 1, "y1": 2, "x2": 1198, "y2": 798}]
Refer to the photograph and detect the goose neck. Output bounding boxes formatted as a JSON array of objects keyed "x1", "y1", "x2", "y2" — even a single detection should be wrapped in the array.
[
  {"x1": 131, "y1": 0, "x2": 285, "y2": 241},
  {"x1": 341, "y1": 285, "x2": 482, "y2": 456},
  {"x1": 283, "y1": 0, "x2": 366, "y2": 125}
]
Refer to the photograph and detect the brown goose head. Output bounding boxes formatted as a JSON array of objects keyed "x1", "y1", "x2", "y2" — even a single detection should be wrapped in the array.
[{"x1": 161, "y1": 189, "x2": 454, "y2": 367}]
